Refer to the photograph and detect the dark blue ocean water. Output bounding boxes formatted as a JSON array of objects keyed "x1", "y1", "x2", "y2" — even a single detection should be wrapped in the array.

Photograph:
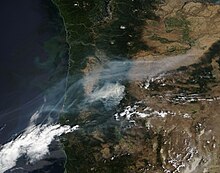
[
  {"x1": 0, "y1": 0, "x2": 66, "y2": 172},
  {"x1": 0, "y1": 0, "x2": 61, "y2": 142}
]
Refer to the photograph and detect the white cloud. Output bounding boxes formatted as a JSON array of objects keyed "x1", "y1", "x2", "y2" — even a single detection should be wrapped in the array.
[{"x1": 0, "y1": 123, "x2": 79, "y2": 173}]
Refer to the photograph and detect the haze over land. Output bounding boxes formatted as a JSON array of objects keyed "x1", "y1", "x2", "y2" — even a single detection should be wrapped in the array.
[{"x1": 1, "y1": 0, "x2": 220, "y2": 172}]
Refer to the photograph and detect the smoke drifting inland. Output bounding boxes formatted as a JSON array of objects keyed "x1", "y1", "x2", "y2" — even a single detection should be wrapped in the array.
[{"x1": 0, "y1": 53, "x2": 199, "y2": 172}]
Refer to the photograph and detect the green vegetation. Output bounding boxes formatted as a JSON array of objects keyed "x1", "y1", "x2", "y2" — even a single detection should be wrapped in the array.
[
  {"x1": 52, "y1": 0, "x2": 158, "y2": 75},
  {"x1": 164, "y1": 16, "x2": 194, "y2": 45},
  {"x1": 149, "y1": 34, "x2": 173, "y2": 43},
  {"x1": 165, "y1": 17, "x2": 189, "y2": 28},
  {"x1": 51, "y1": 0, "x2": 159, "y2": 172},
  {"x1": 148, "y1": 20, "x2": 160, "y2": 26}
]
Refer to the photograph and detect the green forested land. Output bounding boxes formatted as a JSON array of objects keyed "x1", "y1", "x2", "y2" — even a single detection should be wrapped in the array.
[
  {"x1": 52, "y1": 0, "x2": 158, "y2": 74},
  {"x1": 51, "y1": 0, "x2": 158, "y2": 172}
]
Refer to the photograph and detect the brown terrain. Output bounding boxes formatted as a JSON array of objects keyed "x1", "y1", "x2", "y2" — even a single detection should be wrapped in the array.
[
  {"x1": 139, "y1": 0, "x2": 220, "y2": 57},
  {"x1": 124, "y1": 0, "x2": 220, "y2": 172},
  {"x1": 63, "y1": 0, "x2": 220, "y2": 172}
]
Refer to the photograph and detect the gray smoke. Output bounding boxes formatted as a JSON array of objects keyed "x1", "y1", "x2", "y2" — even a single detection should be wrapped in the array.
[
  {"x1": 0, "y1": 52, "x2": 198, "y2": 172},
  {"x1": 38, "y1": 52, "x2": 198, "y2": 117}
]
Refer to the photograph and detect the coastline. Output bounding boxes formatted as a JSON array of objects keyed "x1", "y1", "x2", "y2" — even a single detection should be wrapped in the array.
[{"x1": 47, "y1": 0, "x2": 220, "y2": 172}]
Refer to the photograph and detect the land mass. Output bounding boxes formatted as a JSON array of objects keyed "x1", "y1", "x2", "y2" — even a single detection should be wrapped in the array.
[{"x1": 52, "y1": 0, "x2": 220, "y2": 172}]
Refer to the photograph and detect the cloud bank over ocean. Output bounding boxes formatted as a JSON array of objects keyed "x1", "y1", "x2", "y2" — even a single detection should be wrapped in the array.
[
  {"x1": 0, "y1": 122, "x2": 79, "y2": 173},
  {"x1": 0, "y1": 54, "x2": 197, "y2": 172}
]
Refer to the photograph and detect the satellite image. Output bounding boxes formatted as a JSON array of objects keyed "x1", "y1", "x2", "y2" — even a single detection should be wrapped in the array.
[{"x1": 1, "y1": 0, "x2": 220, "y2": 172}]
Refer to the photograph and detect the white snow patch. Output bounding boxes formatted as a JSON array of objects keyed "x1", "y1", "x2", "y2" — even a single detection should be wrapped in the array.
[
  {"x1": 120, "y1": 25, "x2": 126, "y2": 29},
  {"x1": 136, "y1": 112, "x2": 150, "y2": 118},
  {"x1": 114, "y1": 104, "x2": 170, "y2": 121},
  {"x1": 154, "y1": 110, "x2": 168, "y2": 118},
  {"x1": 144, "y1": 80, "x2": 150, "y2": 89}
]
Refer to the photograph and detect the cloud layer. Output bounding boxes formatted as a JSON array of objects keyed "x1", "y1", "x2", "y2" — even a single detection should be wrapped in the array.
[
  {"x1": 0, "y1": 53, "x2": 198, "y2": 172},
  {"x1": 0, "y1": 123, "x2": 79, "y2": 173}
]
